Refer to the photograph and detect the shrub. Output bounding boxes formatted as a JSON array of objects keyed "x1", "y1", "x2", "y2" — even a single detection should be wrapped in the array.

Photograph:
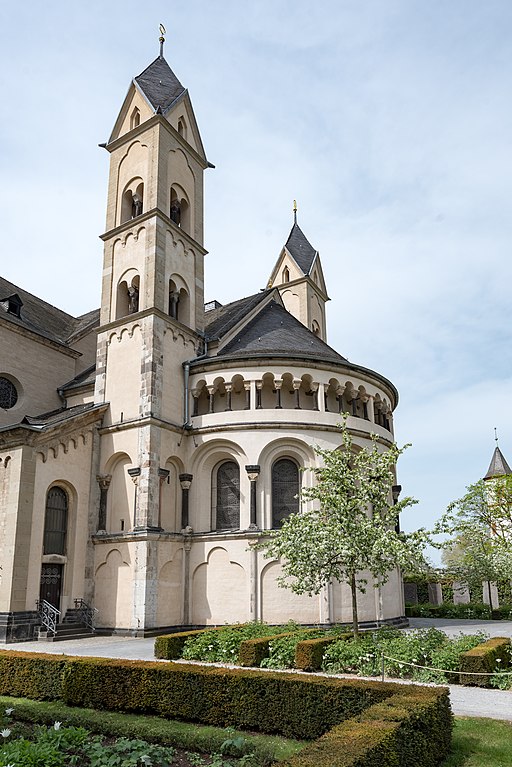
[
  {"x1": 296, "y1": 634, "x2": 351, "y2": 671},
  {"x1": 459, "y1": 636, "x2": 511, "y2": 686},
  {"x1": 238, "y1": 630, "x2": 313, "y2": 667}
]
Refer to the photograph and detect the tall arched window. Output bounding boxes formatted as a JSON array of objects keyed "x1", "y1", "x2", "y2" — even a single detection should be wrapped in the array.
[
  {"x1": 272, "y1": 459, "x2": 299, "y2": 528},
  {"x1": 43, "y1": 487, "x2": 68, "y2": 555},
  {"x1": 213, "y1": 461, "x2": 240, "y2": 530}
]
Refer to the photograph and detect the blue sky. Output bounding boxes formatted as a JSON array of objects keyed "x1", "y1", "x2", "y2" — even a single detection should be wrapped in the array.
[{"x1": 1, "y1": 2, "x2": 512, "y2": 560}]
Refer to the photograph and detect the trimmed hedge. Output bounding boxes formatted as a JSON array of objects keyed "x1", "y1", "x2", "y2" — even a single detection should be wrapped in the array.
[
  {"x1": 459, "y1": 636, "x2": 511, "y2": 686},
  {"x1": 0, "y1": 650, "x2": 450, "y2": 758},
  {"x1": 238, "y1": 629, "x2": 318, "y2": 667},
  {"x1": 154, "y1": 626, "x2": 232, "y2": 660},
  {"x1": 295, "y1": 634, "x2": 352, "y2": 672},
  {"x1": 280, "y1": 688, "x2": 452, "y2": 767}
]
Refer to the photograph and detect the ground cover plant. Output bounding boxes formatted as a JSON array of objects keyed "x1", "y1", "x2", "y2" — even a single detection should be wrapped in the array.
[
  {"x1": 321, "y1": 627, "x2": 489, "y2": 682},
  {"x1": 0, "y1": 699, "x2": 303, "y2": 767},
  {"x1": 260, "y1": 626, "x2": 349, "y2": 670}
]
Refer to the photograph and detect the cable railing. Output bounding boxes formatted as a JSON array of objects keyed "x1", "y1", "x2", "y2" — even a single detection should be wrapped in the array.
[{"x1": 380, "y1": 653, "x2": 512, "y2": 682}]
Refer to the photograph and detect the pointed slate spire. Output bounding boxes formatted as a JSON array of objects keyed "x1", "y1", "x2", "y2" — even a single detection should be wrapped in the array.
[
  {"x1": 284, "y1": 222, "x2": 318, "y2": 275},
  {"x1": 484, "y1": 446, "x2": 512, "y2": 480},
  {"x1": 134, "y1": 56, "x2": 186, "y2": 115}
]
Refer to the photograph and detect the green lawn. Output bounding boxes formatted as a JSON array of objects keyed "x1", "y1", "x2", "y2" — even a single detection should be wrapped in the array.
[{"x1": 442, "y1": 718, "x2": 512, "y2": 767}]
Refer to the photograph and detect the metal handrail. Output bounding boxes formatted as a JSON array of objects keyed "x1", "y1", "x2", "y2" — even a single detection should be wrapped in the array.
[
  {"x1": 36, "y1": 599, "x2": 60, "y2": 636},
  {"x1": 73, "y1": 598, "x2": 98, "y2": 631}
]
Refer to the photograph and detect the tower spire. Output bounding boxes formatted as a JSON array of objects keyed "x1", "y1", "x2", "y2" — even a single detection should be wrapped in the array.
[{"x1": 159, "y1": 23, "x2": 166, "y2": 58}]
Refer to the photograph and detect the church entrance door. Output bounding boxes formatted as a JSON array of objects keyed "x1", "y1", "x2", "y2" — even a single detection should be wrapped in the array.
[{"x1": 39, "y1": 564, "x2": 63, "y2": 610}]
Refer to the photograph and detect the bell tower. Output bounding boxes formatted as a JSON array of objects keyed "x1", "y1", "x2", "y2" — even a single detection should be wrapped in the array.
[{"x1": 94, "y1": 33, "x2": 210, "y2": 529}]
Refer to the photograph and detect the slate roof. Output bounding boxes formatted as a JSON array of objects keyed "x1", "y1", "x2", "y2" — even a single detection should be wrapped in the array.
[
  {"x1": 211, "y1": 299, "x2": 348, "y2": 364},
  {"x1": 0, "y1": 276, "x2": 99, "y2": 347},
  {"x1": 484, "y1": 446, "x2": 512, "y2": 479},
  {"x1": 60, "y1": 365, "x2": 96, "y2": 392},
  {"x1": 135, "y1": 56, "x2": 186, "y2": 114},
  {"x1": 284, "y1": 223, "x2": 318, "y2": 274},
  {"x1": 204, "y1": 290, "x2": 273, "y2": 340}
]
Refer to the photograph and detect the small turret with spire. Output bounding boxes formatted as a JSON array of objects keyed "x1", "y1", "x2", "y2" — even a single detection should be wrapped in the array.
[{"x1": 484, "y1": 428, "x2": 512, "y2": 480}]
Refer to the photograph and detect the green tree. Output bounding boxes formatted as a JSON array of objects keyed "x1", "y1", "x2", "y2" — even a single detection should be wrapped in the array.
[
  {"x1": 435, "y1": 478, "x2": 512, "y2": 610},
  {"x1": 258, "y1": 421, "x2": 425, "y2": 637}
]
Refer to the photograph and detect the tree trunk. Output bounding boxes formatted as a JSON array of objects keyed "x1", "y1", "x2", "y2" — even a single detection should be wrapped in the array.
[
  {"x1": 350, "y1": 571, "x2": 359, "y2": 639},
  {"x1": 487, "y1": 580, "x2": 494, "y2": 613}
]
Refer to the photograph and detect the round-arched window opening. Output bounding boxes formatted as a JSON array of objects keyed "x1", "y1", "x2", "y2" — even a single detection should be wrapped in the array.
[{"x1": 0, "y1": 377, "x2": 18, "y2": 409}]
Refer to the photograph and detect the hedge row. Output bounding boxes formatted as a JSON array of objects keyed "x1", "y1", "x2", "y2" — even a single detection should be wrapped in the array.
[
  {"x1": 0, "y1": 650, "x2": 450, "y2": 757},
  {"x1": 154, "y1": 626, "x2": 232, "y2": 660},
  {"x1": 295, "y1": 634, "x2": 351, "y2": 671},
  {"x1": 238, "y1": 629, "x2": 319, "y2": 667},
  {"x1": 280, "y1": 688, "x2": 452, "y2": 767},
  {"x1": 405, "y1": 602, "x2": 512, "y2": 620},
  {"x1": 459, "y1": 636, "x2": 511, "y2": 686}
]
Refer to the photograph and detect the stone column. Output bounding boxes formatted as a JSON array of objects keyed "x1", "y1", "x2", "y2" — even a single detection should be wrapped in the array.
[
  {"x1": 310, "y1": 382, "x2": 319, "y2": 411},
  {"x1": 336, "y1": 385, "x2": 345, "y2": 414},
  {"x1": 256, "y1": 381, "x2": 263, "y2": 409},
  {"x1": 244, "y1": 381, "x2": 251, "y2": 410},
  {"x1": 179, "y1": 473, "x2": 193, "y2": 530},
  {"x1": 96, "y1": 474, "x2": 112, "y2": 532},
  {"x1": 249, "y1": 540, "x2": 258, "y2": 622},
  {"x1": 127, "y1": 468, "x2": 141, "y2": 528},
  {"x1": 367, "y1": 394, "x2": 375, "y2": 423},
  {"x1": 157, "y1": 468, "x2": 169, "y2": 530},
  {"x1": 245, "y1": 465, "x2": 260, "y2": 529},
  {"x1": 224, "y1": 383, "x2": 232, "y2": 412},
  {"x1": 207, "y1": 385, "x2": 215, "y2": 414},
  {"x1": 274, "y1": 379, "x2": 283, "y2": 409},
  {"x1": 323, "y1": 383, "x2": 329, "y2": 412},
  {"x1": 292, "y1": 379, "x2": 301, "y2": 409},
  {"x1": 191, "y1": 389, "x2": 200, "y2": 417},
  {"x1": 182, "y1": 534, "x2": 192, "y2": 625}
]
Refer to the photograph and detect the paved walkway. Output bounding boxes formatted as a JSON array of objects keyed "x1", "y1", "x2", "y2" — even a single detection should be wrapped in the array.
[{"x1": 2, "y1": 619, "x2": 512, "y2": 722}]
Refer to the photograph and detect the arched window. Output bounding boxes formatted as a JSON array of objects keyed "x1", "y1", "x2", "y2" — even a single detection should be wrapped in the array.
[
  {"x1": 282, "y1": 266, "x2": 290, "y2": 283},
  {"x1": 213, "y1": 461, "x2": 240, "y2": 530},
  {"x1": 43, "y1": 487, "x2": 68, "y2": 555},
  {"x1": 130, "y1": 107, "x2": 141, "y2": 130},
  {"x1": 272, "y1": 458, "x2": 299, "y2": 528}
]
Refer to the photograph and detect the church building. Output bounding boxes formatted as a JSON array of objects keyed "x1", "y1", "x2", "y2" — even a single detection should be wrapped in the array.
[{"x1": 0, "y1": 40, "x2": 404, "y2": 642}]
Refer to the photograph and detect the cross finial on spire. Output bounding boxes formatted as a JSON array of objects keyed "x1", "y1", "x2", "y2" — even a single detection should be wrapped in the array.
[
  {"x1": 495, "y1": 427, "x2": 499, "y2": 446},
  {"x1": 159, "y1": 23, "x2": 166, "y2": 58},
  {"x1": 293, "y1": 199, "x2": 297, "y2": 225}
]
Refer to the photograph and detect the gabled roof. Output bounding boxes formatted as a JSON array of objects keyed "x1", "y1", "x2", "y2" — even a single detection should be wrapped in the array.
[
  {"x1": 204, "y1": 290, "x2": 274, "y2": 340},
  {"x1": 134, "y1": 56, "x2": 186, "y2": 114},
  {"x1": 211, "y1": 299, "x2": 348, "y2": 364},
  {"x1": 0, "y1": 276, "x2": 99, "y2": 348},
  {"x1": 284, "y1": 223, "x2": 318, "y2": 274},
  {"x1": 484, "y1": 446, "x2": 512, "y2": 479},
  {"x1": 20, "y1": 402, "x2": 101, "y2": 428}
]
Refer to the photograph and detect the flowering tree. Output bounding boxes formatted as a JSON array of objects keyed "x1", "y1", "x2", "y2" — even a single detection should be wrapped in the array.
[
  {"x1": 435, "y1": 477, "x2": 512, "y2": 610},
  {"x1": 258, "y1": 421, "x2": 425, "y2": 637}
]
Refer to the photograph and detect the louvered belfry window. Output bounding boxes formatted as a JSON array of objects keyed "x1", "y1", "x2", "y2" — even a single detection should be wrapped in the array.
[
  {"x1": 215, "y1": 461, "x2": 240, "y2": 530},
  {"x1": 272, "y1": 459, "x2": 299, "y2": 528},
  {"x1": 43, "y1": 487, "x2": 68, "y2": 555}
]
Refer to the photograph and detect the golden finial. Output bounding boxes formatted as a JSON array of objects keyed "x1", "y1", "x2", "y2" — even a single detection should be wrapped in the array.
[
  {"x1": 293, "y1": 199, "x2": 297, "y2": 224},
  {"x1": 159, "y1": 23, "x2": 166, "y2": 57}
]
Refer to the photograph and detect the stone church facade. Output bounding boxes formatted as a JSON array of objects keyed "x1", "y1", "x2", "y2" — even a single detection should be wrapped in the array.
[{"x1": 0, "y1": 45, "x2": 404, "y2": 642}]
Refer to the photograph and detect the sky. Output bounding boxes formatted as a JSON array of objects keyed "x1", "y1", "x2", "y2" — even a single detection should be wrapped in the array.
[{"x1": 1, "y1": 2, "x2": 512, "y2": 562}]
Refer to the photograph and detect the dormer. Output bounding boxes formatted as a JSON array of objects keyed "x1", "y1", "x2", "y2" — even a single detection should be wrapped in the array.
[{"x1": 1, "y1": 293, "x2": 23, "y2": 319}]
